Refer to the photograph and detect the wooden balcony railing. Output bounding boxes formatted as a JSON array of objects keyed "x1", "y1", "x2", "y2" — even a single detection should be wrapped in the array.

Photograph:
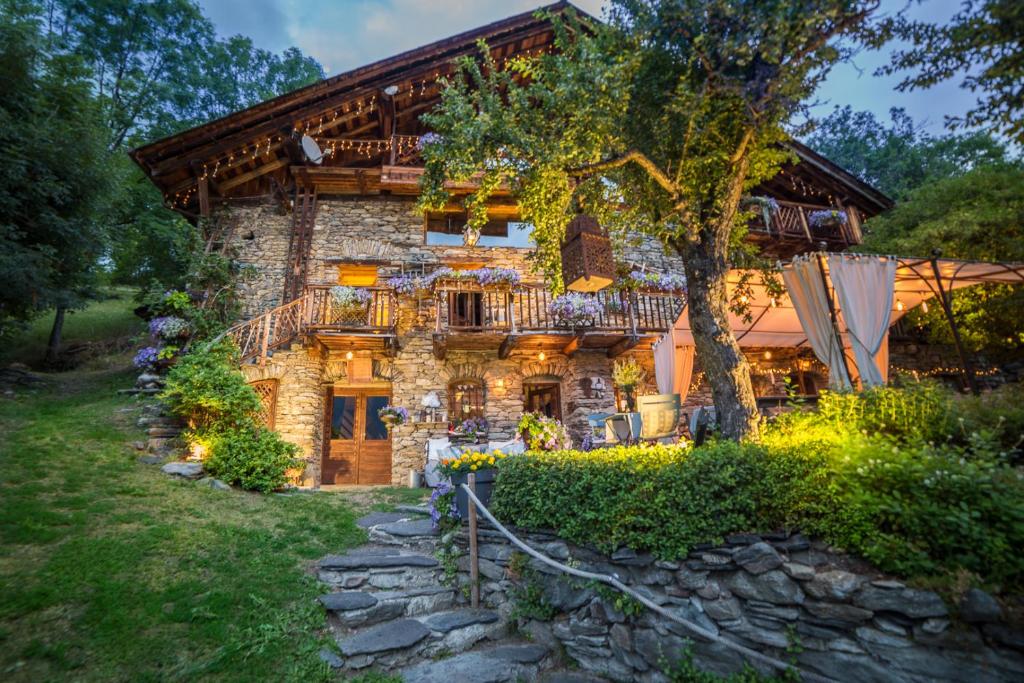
[
  {"x1": 304, "y1": 285, "x2": 396, "y2": 332},
  {"x1": 748, "y1": 200, "x2": 852, "y2": 244},
  {"x1": 225, "y1": 295, "x2": 307, "y2": 365},
  {"x1": 433, "y1": 284, "x2": 684, "y2": 336}
]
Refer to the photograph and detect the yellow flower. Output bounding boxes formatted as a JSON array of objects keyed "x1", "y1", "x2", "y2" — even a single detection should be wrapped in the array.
[
  {"x1": 493, "y1": 450, "x2": 503, "y2": 457},
  {"x1": 452, "y1": 461, "x2": 460, "y2": 469},
  {"x1": 470, "y1": 464, "x2": 478, "y2": 471},
  {"x1": 488, "y1": 457, "x2": 495, "y2": 465}
]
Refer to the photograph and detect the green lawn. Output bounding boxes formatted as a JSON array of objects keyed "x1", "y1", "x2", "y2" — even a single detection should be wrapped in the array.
[
  {"x1": 0, "y1": 364, "x2": 374, "y2": 682},
  {"x1": 0, "y1": 287, "x2": 146, "y2": 367}
]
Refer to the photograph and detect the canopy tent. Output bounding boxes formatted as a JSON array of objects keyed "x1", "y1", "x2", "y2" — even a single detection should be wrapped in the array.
[{"x1": 655, "y1": 253, "x2": 1024, "y2": 397}]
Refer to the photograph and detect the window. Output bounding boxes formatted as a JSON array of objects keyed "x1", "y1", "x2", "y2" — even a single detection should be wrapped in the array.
[
  {"x1": 337, "y1": 264, "x2": 378, "y2": 286},
  {"x1": 449, "y1": 379, "x2": 485, "y2": 420},
  {"x1": 250, "y1": 380, "x2": 278, "y2": 428},
  {"x1": 425, "y1": 211, "x2": 534, "y2": 248}
]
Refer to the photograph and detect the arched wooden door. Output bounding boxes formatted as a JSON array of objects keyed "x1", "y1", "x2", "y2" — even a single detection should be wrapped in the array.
[{"x1": 323, "y1": 388, "x2": 392, "y2": 485}]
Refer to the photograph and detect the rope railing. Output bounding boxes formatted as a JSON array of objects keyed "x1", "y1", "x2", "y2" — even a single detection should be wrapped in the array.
[{"x1": 459, "y1": 483, "x2": 837, "y2": 683}]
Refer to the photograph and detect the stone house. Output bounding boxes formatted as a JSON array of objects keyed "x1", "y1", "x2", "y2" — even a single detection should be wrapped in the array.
[{"x1": 131, "y1": 3, "x2": 891, "y2": 487}]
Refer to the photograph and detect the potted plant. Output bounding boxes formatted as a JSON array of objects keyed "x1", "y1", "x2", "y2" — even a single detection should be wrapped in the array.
[
  {"x1": 549, "y1": 292, "x2": 603, "y2": 329},
  {"x1": 437, "y1": 449, "x2": 510, "y2": 518},
  {"x1": 613, "y1": 357, "x2": 646, "y2": 411},
  {"x1": 807, "y1": 208, "x2": 848, "y2": 231},
  {"x1": 451, "y1": 416, "x2": 488, "y2": 443},
  {"x1": 378, "y1": 405, "x2": 409, "y2": 429},
  {"x1": 517, "y1": 412, "x2": 572, "y2": 451}
]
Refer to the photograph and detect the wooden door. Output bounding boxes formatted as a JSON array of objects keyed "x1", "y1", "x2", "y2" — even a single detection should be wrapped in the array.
[
  {"x1": 524, "y1": 382, "x2": 562, "y2": 420},
  {"x1": 323, "y1": 388, "x2": 392, "y2": 485}
]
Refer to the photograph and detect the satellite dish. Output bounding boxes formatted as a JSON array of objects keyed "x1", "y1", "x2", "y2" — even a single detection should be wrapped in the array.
[
  {"x1": 383, "y1": 84, "x2": 399, "y2": 96},
  {"x1": 301, "y1": 134, "x2": 324, "y2": 165}
]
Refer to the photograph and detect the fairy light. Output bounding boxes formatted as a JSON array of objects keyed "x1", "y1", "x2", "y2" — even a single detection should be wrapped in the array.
[{"x1": 896, "y1": 299, "x2": 905, "y2": 312}]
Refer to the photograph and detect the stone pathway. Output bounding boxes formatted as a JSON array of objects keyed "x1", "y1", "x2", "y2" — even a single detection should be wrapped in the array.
[{"x1": 316, "y1": 510, "x2": 608, "y2": 681}]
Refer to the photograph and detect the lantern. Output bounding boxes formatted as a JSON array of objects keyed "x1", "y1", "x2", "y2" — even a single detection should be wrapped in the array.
[{"x1": 560, "y1": 214, "x2": 615, "y2": 292}]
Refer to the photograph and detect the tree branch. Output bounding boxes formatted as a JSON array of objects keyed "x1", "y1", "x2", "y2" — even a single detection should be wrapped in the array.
[{"x1": 568, "y1": 149, "x2": 678, "y2": 197}]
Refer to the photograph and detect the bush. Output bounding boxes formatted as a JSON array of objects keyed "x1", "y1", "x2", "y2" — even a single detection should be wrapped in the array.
[
  {"x1": 205, "y1": 426, "x2": 302, "y2": 493},
  {"x1": 491, "y1": 441, "x2": 831, "y2": 560},
  {"x1": 159, "y1": 341, "x2": 261, "y2": 432}
]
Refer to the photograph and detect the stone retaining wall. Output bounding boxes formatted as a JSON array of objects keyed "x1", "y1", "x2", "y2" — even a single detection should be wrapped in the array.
[{"x1": 455, "y1": 526, "x2": 1024, "y2": 682}]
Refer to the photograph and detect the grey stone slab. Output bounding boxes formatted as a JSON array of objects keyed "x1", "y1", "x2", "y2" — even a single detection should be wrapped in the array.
[
  {"x1": 804, "y1": 570, "x2": 863, "y2": 601},
  {"x1": 320, "y1": 552, "x2": 438, "y2": 570},
  {"x1": 161, "y1": 461, "x2": 203, "y2": 478},
  {"x1": 394, "y1": 504, "x2": 431, "y2": 515},
  {"x1": 377, "y1": 518, "x2": 438, "y2": 537},
  {"x1": 317, "y1": 648, "x2": 343, "y2": 669},
  {"x1": 541, "y1": 671, "x2": 610, "y2": 683},
  {"x1": 490, "y1": 643, "x2": 550, "y2": 663},
  {"x1": 726, "y1": 569, "x2": 804, "y2": 605},
  {"x1": 853, "y1": 585, "x2": 948, "y2": 619},
  {"x1": 960, "y1": 588, "x2": 1002, "y2": 623},
  {"x1": 732, "y1": 542, "x2": 783, "y2": 575},
  {"x1": 356, "y1": 511, "x2": 409, "y2": 528},
  {"x1": 318, "y1": 591, "x2": 379, "y2": 612},
  {"x1": 400, "y1": 646, "x2": 544, "y2": 683},
  {"x1": 337, "y1": 618, "x2": 431, "y2": 656},
  {"x1": 419, "y1": 608, "x2": 500, "y2": 633}
]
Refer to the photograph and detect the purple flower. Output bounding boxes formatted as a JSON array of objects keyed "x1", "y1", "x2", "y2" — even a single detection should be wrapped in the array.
[
  {"x1": 454, "y1": 417, "x2": 488, "y2": 437},
  {"x1": 429, "y1": 482, "x2": 459, "y2": 529},
  {"x1": 549, "y1": 293, "x2": 602, "y2": 326},
  {"x1": 417, "y1": 132, "x2": 443, "y2": 150},
  {"x1": 808, "y1": 209, "x2": 848, "y2": 229},
  {"x1": 619, "y1": 270, "x2": 687, "y2": 294},
  {"x1": 133, "y1": 346, "x2": 160, "y2": 369}
]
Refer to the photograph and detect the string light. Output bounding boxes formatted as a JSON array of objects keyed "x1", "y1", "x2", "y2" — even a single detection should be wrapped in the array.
[{"x1": 896, "y1": 299, "x2": 905, "y2": 312}]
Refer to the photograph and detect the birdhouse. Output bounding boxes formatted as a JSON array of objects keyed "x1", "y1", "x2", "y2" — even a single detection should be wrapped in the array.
[{"x1": 560, "y1": 214, "x2": 615, "y2": 292}]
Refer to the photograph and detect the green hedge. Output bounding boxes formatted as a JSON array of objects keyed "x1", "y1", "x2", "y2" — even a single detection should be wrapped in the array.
[
  {"x1": 491, "y1": 382, "x2": 1024, "y2": 588},
  {"x1": 205, "y1": 426, "x2": 302, "y2": 493}
]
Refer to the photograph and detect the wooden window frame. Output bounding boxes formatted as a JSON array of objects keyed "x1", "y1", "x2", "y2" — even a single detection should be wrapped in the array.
[{"x1": 448, "y1": 378, "x2": 486, "y2": 421}]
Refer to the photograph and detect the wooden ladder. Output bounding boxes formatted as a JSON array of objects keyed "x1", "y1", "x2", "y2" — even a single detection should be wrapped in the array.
[{"x1": 283, "y1": 187, "x2": 318, "y2": 303}]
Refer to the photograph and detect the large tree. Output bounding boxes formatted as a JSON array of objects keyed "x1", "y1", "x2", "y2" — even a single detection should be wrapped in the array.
[
  {"x1": 882, "y1": 0, "x2": 1024, "y2": 144},
  {"x1": 419, "y1": 2, "x2": 886, "y2": 440},
  {"x1": 0, "y1": 0, "x2": 111, "y2": 355}
]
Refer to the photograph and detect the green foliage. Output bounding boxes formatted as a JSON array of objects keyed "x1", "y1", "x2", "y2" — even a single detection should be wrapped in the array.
[
  {"x1": 0, "y1": 1, "x2": 113, "y2": 333},
  {"x1": 494, "y1": 382, "x2": 1024, "y2": 588},
  {"x1": 507, "y1": 553, "x2": 557, "y2": 622},
  {"x1": 159, "y1": 341, "x2": 261, "y2": 433},
  {"x1": 883, "y1": 0, "x2": 1024, "y2": 144},
  {"x1": 664, "y1": 648, "x2": 798, "y2": 682},
  {"x1": 805, "y1": 106, "x2": 1012, "y2": 200},
  {"x1": 205, "y1": 426, "x2": 302, "y2": 494}
]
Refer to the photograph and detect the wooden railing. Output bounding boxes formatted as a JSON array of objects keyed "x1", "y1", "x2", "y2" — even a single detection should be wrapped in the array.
[
  {"x1": 304, "y1": 285, "x2": 396, "y2": 331},
  {"x1": 434, "y1": 284, "x2": 684, "y2": 336},
  {"x1": 225, "y1": 286, "x2": 397, "y2": 365},
  {"x1": 748, "y1": 200, "x2": 851, "y2": 244}
]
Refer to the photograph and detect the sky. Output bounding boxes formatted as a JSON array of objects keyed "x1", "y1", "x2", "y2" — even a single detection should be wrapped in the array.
[{"x1": 197, "y1": 0, "x2": 975, "y2": 136}]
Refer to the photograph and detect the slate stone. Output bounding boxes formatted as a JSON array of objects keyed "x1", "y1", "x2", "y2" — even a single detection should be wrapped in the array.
[
  {"x1": 747, "y1": 600, "x2": 799, "y2": 621},
  {"x1": 771, "y1": 534, "x2": 811, "y2": 553},
  {"x1": 137, "y1": 454, "x2": 165, "y2": 465},
  {"x1": 337, "y1": 618, "x2": 431, "y2": 656},
  {"x1": 983, "y1": 623, "x2": 1024, "y2": 650},
  {"x1": 725, "y1": 570, "x2": 804, "y2": 605},
  {"x1": 394, "y1": 504, "x2": 431, "y2": 516},
  {"x1": 853, "y1": 586, "x2": 948, "y2": 619},
  {"x1": 377, "y1": 518, "x2": 438, "y2": 537},
  {"x1": 856, "y1": 626, "x2": 912, "y2": 648},
  {"x1": 320, "y1": 552, "x2": 438, "y2": 570},
  {"x1": 960, "y1": 588, "x2": 1002, "y2": 623},
  {"x1": 543, "y1": 577, "x2": 594, "y2": 611},
  {"x1": 457, "y1": 555, "x2": 504, "y2": 581},
  {"x1": 732, "y1": 542, "x2": 783, "y2": 575},
  {"x1": 356, "y1": 511, "x2": 409, "y2": 528},
  {"x1": 318, "y1": 591, "x2": 379, "y2": 612},
  {"x1": 161, "y1": 461, "x2": 203, "y2": 478},
  {"x1": 782, "y1": 562, "x2": 816, "y2": 581},
  {"x1": 399, "y1": 644, "x2": 549, "y2": 683},
  {"x1": 803, "y1": 600, "x2": 873, "y2": 624},
  {"x1": 805, "y1": 570, "x2": 863, "y2": 601},
  {"x1": 541, "y1": 672, "x2": 610, "y2": 683},
  {"x1": 703, "y1": 597, "x2": 742, "y2": 622},
  {"x1": 726, "y1": 533, "x2": 762, "y2": 545},
  {"x1": 420, "y1": 608, "x2": 499, "y2": 633},
  {"x1": 317, "y1": 648, "x2": 343, "y2": 669}
]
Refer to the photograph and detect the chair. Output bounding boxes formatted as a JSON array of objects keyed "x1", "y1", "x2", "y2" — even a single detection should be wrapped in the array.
[{"x1": 638, "y1": 394, "x2": 681, "y2": 442}]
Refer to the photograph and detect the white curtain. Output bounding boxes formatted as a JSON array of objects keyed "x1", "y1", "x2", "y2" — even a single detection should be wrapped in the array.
[
  {"x1": 828, "y1": 254, "x2": 896, "y2": 388},
  {"x1": 783, "y1": 256, "x2": 852, "y2": 390},
  {"x1": 653, "y1": 331, "x2": 695, "y2": 403}
]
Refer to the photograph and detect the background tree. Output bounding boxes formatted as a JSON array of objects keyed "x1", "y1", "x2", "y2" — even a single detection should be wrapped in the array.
[
  {"x1": 0, "y1": 0, "x2": 112, "y2": 364},
  {"x1": 419, "y1": 2, "x2": 886, "y2": 440},
  {"x1": 882, "y1": 0, "x2": 1024, "y2": 144}
]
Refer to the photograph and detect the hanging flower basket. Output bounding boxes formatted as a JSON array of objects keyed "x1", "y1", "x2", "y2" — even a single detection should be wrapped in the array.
[
  {"x1": 808, "y1": 209, "x2": 848, "y2": 230},
  {"x1": 329, "y1": 285, "x2": 372, "y2": 321},
  {"x1": 549, "y1": 292, "x2": 602, "y2": 329},
  {"x1": 615, "y1": 270, "x2": 688, "y2": 295}
]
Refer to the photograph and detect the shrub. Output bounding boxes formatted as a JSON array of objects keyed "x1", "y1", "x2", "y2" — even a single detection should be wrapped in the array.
[
  {"x1": 159, "y1": 341, "x2": 261, "y2": 432},
  {"x1": 491, "y1": 442, "x2": 830, "y2": 559},
  {"x1": 814, "y1": 381, "x2": 955, "y2": 443},
  {"x1": 205, "y1": 426, "x2": 302, "y2": 493}
]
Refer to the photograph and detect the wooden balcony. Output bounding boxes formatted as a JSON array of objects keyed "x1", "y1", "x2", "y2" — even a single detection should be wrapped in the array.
[
  {"x1": 431, "y1": 283, "x2": 685, "y2": 360},
  {"x1": 304, "y1": 285, "x2": 399, "y2": 354},
  {"x1": 746, "y1": 200, "x2": 861, "y2": 257}
]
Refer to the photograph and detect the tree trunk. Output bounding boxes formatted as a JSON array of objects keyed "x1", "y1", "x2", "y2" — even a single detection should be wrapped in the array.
[
  {"x1": 677, "y1": 240, "x2": 760, "y2": 441},
  {"x1": 45, "y1": 305, "x2": 66, "y2": 368}
]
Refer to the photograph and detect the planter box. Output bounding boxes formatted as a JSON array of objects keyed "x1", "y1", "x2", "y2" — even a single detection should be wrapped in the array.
[{"x1": 450, "y1": 468, "x2": 497, "y2": 520}]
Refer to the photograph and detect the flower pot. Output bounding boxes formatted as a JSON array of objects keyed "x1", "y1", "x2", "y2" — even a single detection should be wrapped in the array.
[
  {"x1": 622, "y1": 387, "x2": 637, "y2": 412},
  {"x1": 450, "y1": 467, "x2": 497, "y2": 519},
  {"x1": 381, "y1": 414, "x2": 401, "y2": 428}
]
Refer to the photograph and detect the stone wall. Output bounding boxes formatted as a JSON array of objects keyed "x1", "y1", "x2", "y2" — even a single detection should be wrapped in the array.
[{"x1": 455, "y1": 526, "x2": 1024, "y2": 683}]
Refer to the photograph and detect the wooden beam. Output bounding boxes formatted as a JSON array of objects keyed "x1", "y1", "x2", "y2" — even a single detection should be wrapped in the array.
[
  {"x1": 218, "y1": 157, "x2": 290, "y2": 192},
  {"x1": 498, "y1": 334, "x2": 519, "y2": 359},
  {"x1": 562, "y1": 333, "x2": 584, "y2": 357},
  {"x1": 432, "y1": 333, "x2": 447, "y2": 361},
  {"x1": 606, "y1": 335, "x2": 640, "y2": 359}
]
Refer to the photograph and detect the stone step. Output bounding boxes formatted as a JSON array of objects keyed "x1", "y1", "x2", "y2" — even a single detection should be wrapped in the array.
[
  {"x1": 540, "y1": 671, "x2": 611, "y2": 683},
  {"x1": 399, "y1": 642, "x2": 552, "y2": 682},
  {"x1": 369, "y1": 518, "x2": 438, "y2": 541},
  {"x1": 320, "y1": 586, "x2": 456, "y2": 627},
  {"x1": 333, "y1": 608, "x2": 507, "y2": 672},
  {"x1": 318, "y1": 549, "x2": 442, "y2": 590},
  {"x1": 394, "y1": 504, "x2": 431, "y2": 516}
]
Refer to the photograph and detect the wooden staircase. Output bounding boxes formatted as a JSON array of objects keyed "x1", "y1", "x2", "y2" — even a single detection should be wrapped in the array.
[{"x1": 224, "y1": 293, "x2": 309, "y2": 365}]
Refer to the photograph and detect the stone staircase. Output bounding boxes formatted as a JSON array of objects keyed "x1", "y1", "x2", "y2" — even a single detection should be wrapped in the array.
[{"x1": 315, "y1": 508, "x2": 607, "y2": 682}]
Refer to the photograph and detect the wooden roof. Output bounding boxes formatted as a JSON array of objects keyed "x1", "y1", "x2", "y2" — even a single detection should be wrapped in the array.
[{"x1": 131, "y1": 1, "x2": 892, "y2": 219}]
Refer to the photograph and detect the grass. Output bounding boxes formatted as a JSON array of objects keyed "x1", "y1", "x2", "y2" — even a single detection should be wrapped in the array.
[
  {"x1": 0, "y1": 287, "x2": 146, "y2": 367},
  {"x1": 0, "y1": 364, "x2": 370, "y2": 682}
]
